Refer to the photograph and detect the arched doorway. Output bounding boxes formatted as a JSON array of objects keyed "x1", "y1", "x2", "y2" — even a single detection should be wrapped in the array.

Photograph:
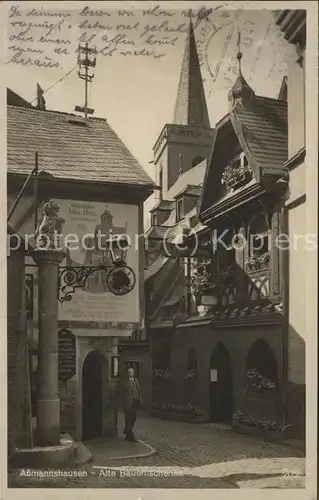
[
  {"x1": 82, "y1": 350, "x2": 104, "y2": 441},
  {"x1": 209, "y1": 343, "x2": 233, "y2": 424}
]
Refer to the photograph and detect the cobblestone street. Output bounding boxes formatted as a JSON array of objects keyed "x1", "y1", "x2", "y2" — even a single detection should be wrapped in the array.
[{"x1": 8, "y1": 414, "x2": 305, "y2": 489}]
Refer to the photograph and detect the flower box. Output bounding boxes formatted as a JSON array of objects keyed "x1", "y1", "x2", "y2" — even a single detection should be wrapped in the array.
[
  {"x1": 232, "y1": 410, "x2": 292, "y2": 442},
  {"x1": 245, "y1": 387, "x2": 277, "y2": 400},
  {"x1": 152, "y1": 404, "x2": 205, "y2": 424},
  {"x1": 244, "y1": 368, "x2": 276, "y2": 391},
  {"x1": 233, "y1": 423, "x2": 290, "y2": 443}
]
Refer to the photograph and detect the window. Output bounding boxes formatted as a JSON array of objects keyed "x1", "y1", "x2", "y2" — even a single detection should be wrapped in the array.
[
  {"x1": 189, "y1": 215, "x2": 197, "y2": 228},
  {"x1": 159, "y1": 169, "x2": 163, "y2": 200},
  {"x1": 249, "y1": 215, "x2": 269, "y2": 257},
  {"x1": 111, "y1": 355, "x2": 119, "y2": 378},
  {"x1": 232, "y1": 151, "x2": 248, "y2": 169},
  {"x1": 153, "y1": 342, "x2": 171, "y2": 371},
  {"x1": 176, "y1": 198, "x2": 184, "y2": 221},
  {"x1": 25, "y1": 274, "x2": 34, "y2": 320},
  {"x1": 221, "y1": 152, "x2": 251, "y2": 191}
]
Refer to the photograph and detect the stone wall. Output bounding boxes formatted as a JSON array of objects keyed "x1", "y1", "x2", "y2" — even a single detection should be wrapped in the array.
[
  {"x1": 150, "y1": 322, "x2": 285, "y2": 430},
  {"x1": 59, "y1": 377, "x2": 77, "y2": 437}
]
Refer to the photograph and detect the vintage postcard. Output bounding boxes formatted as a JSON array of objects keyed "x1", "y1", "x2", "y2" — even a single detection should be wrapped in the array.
[{"x1": 1, "y1": 1, "x2": 318, "y2": 499}]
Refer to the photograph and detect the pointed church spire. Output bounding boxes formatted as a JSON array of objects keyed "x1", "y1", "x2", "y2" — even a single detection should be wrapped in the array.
[
  {"x1": 173, "y1": 15, "x2": 210, "y2": 127},
  {"x1": 228, "y1": 29, "x2": 255, "y2": 108}
]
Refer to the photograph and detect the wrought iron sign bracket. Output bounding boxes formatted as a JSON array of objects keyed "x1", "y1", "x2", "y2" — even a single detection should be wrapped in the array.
[{"x1": 58, "y1": 264, "x2": 136, "y2": 303}]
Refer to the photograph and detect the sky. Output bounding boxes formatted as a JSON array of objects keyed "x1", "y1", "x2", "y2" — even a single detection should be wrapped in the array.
[{"x1": 4, "y1": 1, "x2": 294, "y2": 224}]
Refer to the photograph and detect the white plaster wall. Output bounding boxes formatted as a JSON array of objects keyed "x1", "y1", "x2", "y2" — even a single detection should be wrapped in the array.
[
  {"x1": 287, "y1": 201, "x2": 306, "y2": 385},
  {"x1": 287, "y1": 56, "x2": 305, "y2": 158},
  {"x1": 288, "y1": 163, "x2": 306, "y2": 202}
]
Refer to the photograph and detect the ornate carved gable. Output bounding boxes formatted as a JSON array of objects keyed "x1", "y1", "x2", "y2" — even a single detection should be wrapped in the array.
[
  {"x1": 199, "y1": 95, "x2": 288, "y2": 220},
  {"x1": 199, "y1": 117, "x2": 257, "y2": 215}
]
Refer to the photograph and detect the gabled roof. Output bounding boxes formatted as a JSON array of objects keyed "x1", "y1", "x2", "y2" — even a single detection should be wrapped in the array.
[
  {"x1": 7, "y1": 88, "x2": 33, "y2": 108},
  {"x1": 145, "y1": 225, "x2": 172, "y2": 241},
  {"x1": 199, "y1": 94, "x2": 288, "y2": 215},
  {"x1": 149, "y1": 199, "x2": 175, "y2": 213},
  {"x1": 174, "y1": 184, "x2": 202, "y2": 199},
  {"x1": 173, "y1": 21, "x2": 210, "y2": 127},
  {"x1": 7, "y1": 105, "x2": 155, "y2": 188},
  {"x1": 231, "y1": 96, "x2": 288, "y2": 172},
  {"x1": 144, "y1": 255, "x2": 169, "y2": 281}
]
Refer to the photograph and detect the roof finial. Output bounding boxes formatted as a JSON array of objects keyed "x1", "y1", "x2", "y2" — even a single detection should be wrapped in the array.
[
  {"x1": 228, "y1": 27, "x2": 255, "y2": 108},
  {"x1": 236, "y1": 29, "x2": 243, "y2": 75}
]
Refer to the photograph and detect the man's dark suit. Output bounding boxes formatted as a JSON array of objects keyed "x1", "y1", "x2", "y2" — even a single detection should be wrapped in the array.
[{"x1": 122, "y1": 377, "x2": 142, "y2": 441}]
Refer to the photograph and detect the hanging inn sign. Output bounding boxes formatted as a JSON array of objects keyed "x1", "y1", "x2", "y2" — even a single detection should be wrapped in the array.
[{"x1": 45, "y1": 199, "x2": 141, "y2": 327}]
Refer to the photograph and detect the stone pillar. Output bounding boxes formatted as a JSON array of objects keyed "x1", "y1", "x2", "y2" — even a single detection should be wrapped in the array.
[{"x1": 33, "y1": 249, "x2": 65, "y2": 446}]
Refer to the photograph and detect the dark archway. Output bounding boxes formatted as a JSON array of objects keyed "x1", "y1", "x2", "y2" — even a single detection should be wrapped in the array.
[
  {"x1": 153, "y1": 341, "x2": 171, "y2": 370},
  {"x1": 82, "y1": 350, "x2": 104, "y2": 441},
  {"x1": 246, "y1": 339, "x2": 278, "y2": 382},
  {"x1": 209, "y1": 343, "x2": 233, "y2": 424}
]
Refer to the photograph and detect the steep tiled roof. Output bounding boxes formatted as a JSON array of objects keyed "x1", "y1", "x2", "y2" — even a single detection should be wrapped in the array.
[
  {"x1": 144, "y1": 255, "x2": 169, "y2": 280},
  {"x1": 145, "y1": 225, "x2": 173, "y2": 241},
  {"x1": 7, "y1": 106, "x2": 155, "y2": 187},
  {"x1": 150, "y1": 199, "x2": 175, "y2": 212},
  {"x1": 200, "y1": 93, "x2": 288, "y2": 214},
  {"x1": 231, "y1": 95, "x2": 288, "y2": 173},
  {"x1": 173, "y1": 21, "x2": 210, "y2": 127}
]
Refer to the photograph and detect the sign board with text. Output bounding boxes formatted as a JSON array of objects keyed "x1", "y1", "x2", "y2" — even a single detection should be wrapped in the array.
[{"x1": 55, "y1": 199, "x2": 140, "y2": 326}]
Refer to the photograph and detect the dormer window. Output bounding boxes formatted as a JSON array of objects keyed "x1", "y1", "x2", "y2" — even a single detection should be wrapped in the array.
[
  {"x1": 221, "y1": 151, "x2": 252, "y2": 191},
  {"x1": 176, "y1": 198, "x2": 184, "y2": 222},
  {"x1": 151, "y1": 213, "x2": 157, "y2": 226}
]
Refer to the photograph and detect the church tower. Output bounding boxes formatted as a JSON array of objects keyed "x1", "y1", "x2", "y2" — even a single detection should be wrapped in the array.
[{"x1": 152, "y1": 20, "x2": 214, "y2": 201}]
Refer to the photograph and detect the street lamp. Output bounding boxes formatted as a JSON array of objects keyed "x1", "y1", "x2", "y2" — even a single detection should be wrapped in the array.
[
  {"x1": 106, "y1": 234, "x2": 129, "y2": 265},
  {"x1": 58, "y1": 234, "x2": 136, "y2": 303}
]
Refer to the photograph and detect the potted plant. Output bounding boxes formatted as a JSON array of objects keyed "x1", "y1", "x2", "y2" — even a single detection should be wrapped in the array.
[
  {"x1": 190, "y1": 260, "x2": 214, "y2": 310},
  {"x1": 244, "y1": 368, "x2": 276, "y2": 391},
  {"x1": 245, "y1": 252, "x2": 270, "y2": 272}
]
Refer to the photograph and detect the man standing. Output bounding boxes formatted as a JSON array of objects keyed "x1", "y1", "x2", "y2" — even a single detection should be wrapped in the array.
[{"x1": 122, "y1": 367, "x2": 142, "y2": 442}]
